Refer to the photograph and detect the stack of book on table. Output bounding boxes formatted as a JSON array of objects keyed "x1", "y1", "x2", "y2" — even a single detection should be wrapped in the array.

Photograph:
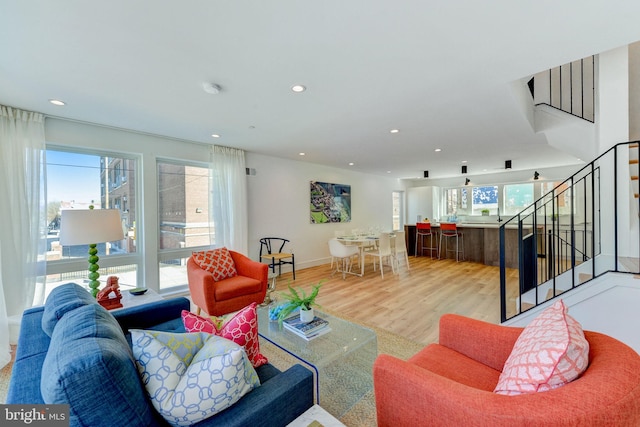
[{"x1": 283, "y1": 315, "x2": 331, "y2": 341}]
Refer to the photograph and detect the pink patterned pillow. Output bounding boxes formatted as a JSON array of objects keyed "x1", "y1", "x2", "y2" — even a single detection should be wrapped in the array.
[
  {"x1": 192, "y1": 248, "x2": 237, "y2": 282},
  {"x1": 494, "y1": 300, "x2": 589, "y2": 395},
  {"x1": 181, "y1": 302, "x2": 268, "y2": 368}
]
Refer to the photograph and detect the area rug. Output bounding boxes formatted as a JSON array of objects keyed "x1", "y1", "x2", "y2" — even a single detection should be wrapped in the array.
[
  {"x1": 260, "y1": 312, "x2": 423, "y2": 426},
  {"x1": 0, "y1": 346, "x2": 16, "y2": 403}
]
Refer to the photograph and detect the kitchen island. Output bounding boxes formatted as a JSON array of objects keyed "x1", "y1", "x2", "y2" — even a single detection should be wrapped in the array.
[{"x1": 405, "y1": 222, "x2": 532, "y2": 268}]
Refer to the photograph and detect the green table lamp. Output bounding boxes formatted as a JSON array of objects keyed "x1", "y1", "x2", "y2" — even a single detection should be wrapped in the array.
[{"x1": 59, "y1": 207, "x2": 125, "y2": 297}]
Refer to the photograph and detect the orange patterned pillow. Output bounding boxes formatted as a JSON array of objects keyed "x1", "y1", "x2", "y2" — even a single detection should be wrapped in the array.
[
  {"x1": 192, "y1": 248, "x2": 237, "y2": 281},
  {"x1": 494, "y1": 299, "x2": 589, "y2": 395}
]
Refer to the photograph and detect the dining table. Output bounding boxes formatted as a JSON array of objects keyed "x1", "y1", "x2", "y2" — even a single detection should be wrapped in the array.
[{"x1": 336, "y1": 233, "x2": 395, "y2": 277}]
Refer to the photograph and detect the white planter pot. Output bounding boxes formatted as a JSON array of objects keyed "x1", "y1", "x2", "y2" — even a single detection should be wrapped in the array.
[{"x1": 300, "y1": 307, "x2": 314, "y2": 323}]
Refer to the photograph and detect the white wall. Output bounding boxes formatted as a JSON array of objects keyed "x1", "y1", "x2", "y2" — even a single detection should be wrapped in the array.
[
  {"x1": 246, "y1": 153, "x2": 405, "y2": 270},
  {"x1": 597, "y1": 46, "x2": 629, "y2": 151}
]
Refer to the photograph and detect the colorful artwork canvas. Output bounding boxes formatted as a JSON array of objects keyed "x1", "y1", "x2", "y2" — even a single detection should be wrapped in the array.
[{"x1": 310, "y1": 181, "x2": 351, "y2": 223}]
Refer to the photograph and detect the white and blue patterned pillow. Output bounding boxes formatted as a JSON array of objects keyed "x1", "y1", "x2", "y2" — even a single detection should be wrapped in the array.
[{"x1": 131, "y1": 330, "x2": 260, "y2": 427}]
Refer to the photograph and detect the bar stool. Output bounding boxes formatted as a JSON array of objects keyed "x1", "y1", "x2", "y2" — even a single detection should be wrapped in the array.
[
  {"x1": 415, "y1": 222, "x2": 438, "y2": 258},
  {"x1": 439, "y1": 223, "x2": 464, "y2": 262}
]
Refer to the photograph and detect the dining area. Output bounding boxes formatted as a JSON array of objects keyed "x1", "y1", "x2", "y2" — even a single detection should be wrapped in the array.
[{"x1": 328, "y1": 229, "x2": 410, "y2": 280}]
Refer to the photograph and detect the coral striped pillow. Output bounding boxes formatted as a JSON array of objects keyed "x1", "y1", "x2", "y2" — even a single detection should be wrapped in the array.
[
  {"x1": 494, "y1": 299, "x2": 589, "y2": 395},
  {"x1": 192, "y1": 247, "x2": 237, "y2": 282}
]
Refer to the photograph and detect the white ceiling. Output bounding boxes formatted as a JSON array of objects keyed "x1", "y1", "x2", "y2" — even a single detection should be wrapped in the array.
[{"x1": 2, "y1": 1, "x2": 640, "y2": 179}]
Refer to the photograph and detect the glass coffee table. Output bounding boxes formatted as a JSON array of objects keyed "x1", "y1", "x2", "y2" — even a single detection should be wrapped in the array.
[{"x1": 257, "y1": 306, "x2": 377, "y2": 418}]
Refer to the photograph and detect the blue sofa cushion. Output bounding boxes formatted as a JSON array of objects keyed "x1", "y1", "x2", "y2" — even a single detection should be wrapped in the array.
[
  {"x1": 40, "y1": 303, "x2": 155, "y2": 427},
  {"x1": 42, "y1": 283, "x2": 95, "y2": 336}
]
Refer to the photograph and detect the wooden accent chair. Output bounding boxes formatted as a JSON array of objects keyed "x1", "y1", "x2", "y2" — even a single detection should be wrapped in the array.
[
  {"x1": 259, "y1": 237, "x2": 295, "y2": 280},
  {"x1": 187, "y1": 250, "x2": 268, "y2": 316},
  {"x1": 374, "y1": 314, "x2": 640, "y2": 426}
]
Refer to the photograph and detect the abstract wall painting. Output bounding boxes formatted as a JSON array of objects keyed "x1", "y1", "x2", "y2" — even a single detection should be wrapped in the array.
[{"x1": 310, "y1": 181, "x2": 351, "y2": 223}]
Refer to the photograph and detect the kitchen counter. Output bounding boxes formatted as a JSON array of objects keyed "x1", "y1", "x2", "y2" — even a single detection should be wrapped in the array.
[{"x1": 405, "y1": 223, "x2": 532, "y2": 268}]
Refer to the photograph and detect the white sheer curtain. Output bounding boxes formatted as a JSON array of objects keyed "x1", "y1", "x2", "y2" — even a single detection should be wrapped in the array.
[
  {"x1": 0, "y1": 105, "x2": 46, "y2": 369},
  {"x1": 211, "y1": 145, "x2": 248, "y2": 254}
]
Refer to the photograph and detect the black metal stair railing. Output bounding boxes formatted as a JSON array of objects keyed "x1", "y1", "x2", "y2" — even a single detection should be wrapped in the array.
[
  {"x1": 530, "y1": 55, "x2": 595, "y2": 123},
  {"x1": 499, "y1": 141, "x2": 640, "y2": 322}
]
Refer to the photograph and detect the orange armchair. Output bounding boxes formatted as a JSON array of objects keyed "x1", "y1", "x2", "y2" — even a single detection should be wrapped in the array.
[
  {"x1": 187, "y1": 250, "x2": 268, "y2": 316},
  {"x1": 374, "y1": 314, "x2": 640, "y2": 426}
]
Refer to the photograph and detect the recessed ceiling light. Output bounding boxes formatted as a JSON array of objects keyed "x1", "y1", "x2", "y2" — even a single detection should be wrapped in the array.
[
  {"x1": 49, "y1": 99, "x2": 65, "y2": 106},
  {"x1": 434, "y1": 148, "x2": 442, "y2": 152},
  {"x1": 299, "y1": 152, "x2": 305, "y2": 156},
  {"x1": 202, "y1": 82, "x2": 221, "y2": 94},
  {"x1": 348, "y1": 162, "x2": 355, "y2": 166},
  {"x1": 387, "y1": 171, "x2": 391, "y2": 173},
  {"x1": 211, "y1": 134, "x2": 220, "y2": 138},
  {"x1": 390, "y1": 129, "x2": 399, "y2": 134},
  {"x1": 462, "y1": 160, "x2": 467, "y2": 163},
  {"x1": 291, "y1": 84, "x2": 306, "y2": 93}
]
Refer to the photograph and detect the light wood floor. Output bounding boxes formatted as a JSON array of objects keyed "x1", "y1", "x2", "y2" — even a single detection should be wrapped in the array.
[{"x1": 271, "y1": 255, "x2": 519, "y2": 346}]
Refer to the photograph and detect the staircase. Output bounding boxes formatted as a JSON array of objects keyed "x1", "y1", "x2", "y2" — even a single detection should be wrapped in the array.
[
  {"x1": 630, "y1": 143, "x2": 639, "y2": 202},
  {"x1": 499, "y1": 141, "x2": 640, "y2": 323},
  {"x1": 530, "y1": 55, "x2": 595, "y2": 123}
]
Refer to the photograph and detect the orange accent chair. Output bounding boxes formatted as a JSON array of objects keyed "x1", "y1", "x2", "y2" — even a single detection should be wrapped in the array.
[
  {"x1": 187, "y1": 250, "x2": 268, "y2": 316},
  {"x1": 374, "y1": 314, "x2": 640, "y2": 427}
]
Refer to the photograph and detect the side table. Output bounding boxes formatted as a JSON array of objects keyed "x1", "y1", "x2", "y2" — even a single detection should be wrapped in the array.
[
  {"x1": 286, "y1": 405, "x2": 345, "y2": 427},
  {"x1": 111, "y1": 288, "x2": 163, "y2": 311},
  {"x1": 260, "y1": 272, "x2": 278, "y2": 306}
]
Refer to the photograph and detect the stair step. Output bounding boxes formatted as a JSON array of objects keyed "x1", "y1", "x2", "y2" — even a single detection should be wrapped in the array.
[
  {"x1": 630, "y1": 143, "x2": 639, "y2": 148},
  {"x1": 579, "y1": 272, "x2": 593, "y2": 283},
  {"x1": 630, "y1": 159, "x2": 639, "y2": 165}
]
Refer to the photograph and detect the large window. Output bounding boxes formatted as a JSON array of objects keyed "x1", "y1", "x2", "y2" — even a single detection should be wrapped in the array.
[
  {"x1": 503, "y1": 183, "x2": 534, "y2": 215},
  {"x1": 471, "y1": 185, "x2": 499, "y2": 215},
  {"x1": 392, "y1": 191, "x2": 403, "y2": 231},
  {"x1": 444, "y1": 188, "x2": 459, "y2": 216},
  {"x1": 45, "y1": 148, "x2": 138, "y2": 293},
  {"x1": 157, "y1": 160, "x2": 213, "y2": 290}
]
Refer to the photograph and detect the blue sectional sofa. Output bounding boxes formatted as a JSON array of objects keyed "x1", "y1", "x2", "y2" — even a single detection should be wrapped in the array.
[{"x1": 7, "y1": 283, "x2": 314, "y2": 427}]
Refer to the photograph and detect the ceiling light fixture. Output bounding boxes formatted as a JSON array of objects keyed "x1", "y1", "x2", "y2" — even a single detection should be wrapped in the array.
[
  {"x1": 465, "y1": 178, "x2": 471, "y2": 186},
  {"x1": 435, "y1": 148, "x2": 442, "y2": 152},
  {"x1": 299, "y1": 152, "x2": 305, "y2": 156},
  {"x1": 348, "y1": 162, "x2": 354, "y2": 166},
  {"x1": 49, "y1": 99, "x2": 66, "y2": 106},
  {"x1": 211, "y1": 134, "x2": 220, "y2": 138},
  {"x1": 291, "y1": 84, "x2": 306, "y2": 93},
  {"x1": 534, "y1": 171, "x2": 540, "y2": 180},
  {"x1": 390, "y1": 129, "x2": 399, "y2": 134},
  {"x1": 202, "y1": 82, "x2": 221, "y2": 94}
]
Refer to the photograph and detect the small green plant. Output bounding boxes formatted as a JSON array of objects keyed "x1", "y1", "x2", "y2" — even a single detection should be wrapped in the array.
[
  {"x1": 481, "y1": 208, "x2": 490, "y2": 215},
  {"x1": 277, "y1": 281, "x2": 325, "y2": 323}
]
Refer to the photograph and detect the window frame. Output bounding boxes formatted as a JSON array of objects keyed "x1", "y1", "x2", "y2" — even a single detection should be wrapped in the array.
[
  {"x1": 44, "y1": 145, "x2": 143, "y2": 287},
  {"x1": 156, "y1": 158, "x2": 214, "y2": 291}
]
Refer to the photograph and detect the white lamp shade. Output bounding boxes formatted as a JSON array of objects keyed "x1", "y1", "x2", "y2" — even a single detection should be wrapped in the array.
[{"x1": 59, "y1": 209, "x2": 125, "y2": 245}]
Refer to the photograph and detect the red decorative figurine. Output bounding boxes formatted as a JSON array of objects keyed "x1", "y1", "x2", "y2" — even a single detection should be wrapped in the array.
[{"x1": 97, "y1": 276, "x2": 123, "y2": 310}]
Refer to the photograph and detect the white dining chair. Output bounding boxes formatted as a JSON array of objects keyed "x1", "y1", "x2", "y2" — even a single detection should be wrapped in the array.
[
  {"x1": 328, "y1": 238, "x2": 360, "y2": 279},
  {"x1": 331, "y1": 230, "x2": 347, "y2": 268},
  {"x1": 392, "y1": 230, "x2": 410, "y2": 271},
  {"x1": 365, "y1": 232, "x2": 395, "y2": 278}
]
